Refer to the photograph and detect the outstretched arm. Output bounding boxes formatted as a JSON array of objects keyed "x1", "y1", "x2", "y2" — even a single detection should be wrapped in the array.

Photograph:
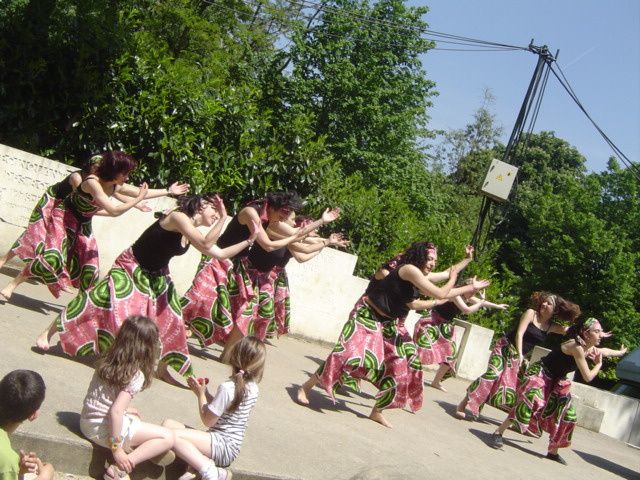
[
  {"x1": 84, "y1": 178, "x2": 148, "y2": 216},
  {"x1": 116, "y1": 181, "x2": 189, "y2": 199}
]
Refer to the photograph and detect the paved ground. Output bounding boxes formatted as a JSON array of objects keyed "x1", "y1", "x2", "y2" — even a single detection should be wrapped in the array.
[{"x1": 0, "y1": 268, "x2": 638, "y2": 480}]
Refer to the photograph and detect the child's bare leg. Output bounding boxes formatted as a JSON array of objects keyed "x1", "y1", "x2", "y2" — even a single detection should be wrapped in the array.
[
  {"x1": 172, "y1": 429, "x2": 216, "y2": 472},
  {"x1": 220, "y1": 326, "x2": 243, "y2": 364},
  {"x1": 127, "y1": 422, "x2": 174, "y2": 466},
  {"x1": 35, "y1": 319, "x2": 59, "y2": 351},
  {"x1": 297, "y1": 373, "x2": 319, "y2": 405},
  {"x1": 162, "y1": 418, "x2": 185, "y2": 429},
  {"x1": 430, "y1": 364, "x2": 450, "y2": 391}
]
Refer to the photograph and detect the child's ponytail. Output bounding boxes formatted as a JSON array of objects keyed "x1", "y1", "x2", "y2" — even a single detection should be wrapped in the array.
[{"x1": 227, "y1": 337, "x2": 266, "y2": 414}]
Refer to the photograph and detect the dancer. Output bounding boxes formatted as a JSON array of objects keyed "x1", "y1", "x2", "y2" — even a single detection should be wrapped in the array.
[
  {"x1": 490, "y1": 317, "x2": 627, "y2": 464},
  {"x1": 296, "y1": 241, "x2": 490, "y2": 428},
  {"x1": 79, "y1": 316, "x2": 176, "y2": 480},
  {"x1": 0, "y1": 151, "x2": 150, "y2": 300},
  {"x1": 456, "y1": 292, "x2": 580, "y2": 419},
  {"x1": 163, "y1": 336, "x2": 266, "y2": 480},
  {"x1": 36, "y1": 194, "x2": 258, "y2": 379},
  {"x1": 238, "y1": 211, "x2": 348, "y2": 341},
  {"x1": 414, "y1": 283, "x2": 508, "y2": 392},
  {"x1": 182, "y1": 191, "x2": 337, "y2": 361}
]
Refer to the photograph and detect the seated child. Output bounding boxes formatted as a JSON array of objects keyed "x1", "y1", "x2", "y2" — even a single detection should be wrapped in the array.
[
  {"x1": 0, "y1": 369, "x2": 54, "y2": 480},
  {"x1": 163, "y1": 336, "x2": 266, "y2": 480},
  {"x1": 79, "y1": 316, "x2": 175, "y2": 480}
]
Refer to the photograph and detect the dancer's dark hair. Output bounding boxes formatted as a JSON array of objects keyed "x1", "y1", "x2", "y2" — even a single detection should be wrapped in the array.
[
  {"x1": 93, "y1": 151, "x2": 137, "y2": 181},
  {"x1": 397, "y1": 241, "x2": 437, "y2": 269}
]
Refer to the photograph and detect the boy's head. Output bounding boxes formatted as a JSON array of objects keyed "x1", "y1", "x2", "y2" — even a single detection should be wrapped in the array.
[{"x1": 0, "y1": 370, "x2": 46, "y2": 427}]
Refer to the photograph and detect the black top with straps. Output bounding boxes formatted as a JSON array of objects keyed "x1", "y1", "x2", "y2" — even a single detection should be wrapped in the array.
[
  {"x1": 217, "y1": 205, "x2": 265, "y2": 258},
  {"x1": 367, "y1": 268, "x2": 419, "y2": 319},
  {"x1": 131, "y1": 220, "x2": 190, "y2": 272},
  {"x1": 541, "y1": 347, "x2": 578, "y2": 379},
  {"x1": 52, "y1": 173, "x2": 74, "y2": 199},
  {"x1": 433, "y1": 301, "x2": 460, "y2": 322},
  {"x1": 507, "y1": 321, "x2": 549, "y2": 356},
  {"x1": 248, "y1": 244, "x2": 292, "y2": 272}
]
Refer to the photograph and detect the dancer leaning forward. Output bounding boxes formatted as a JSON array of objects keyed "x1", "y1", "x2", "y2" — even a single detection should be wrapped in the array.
[
  {"x1": 296, "y1": 241, "x2": 490, "y2": 428},
  {"x1": 489, "y1": 317, "x2": 627, "y2": 465},
  {"x1": 36, "y1": 194, "x2": 257, "y2": 382}
]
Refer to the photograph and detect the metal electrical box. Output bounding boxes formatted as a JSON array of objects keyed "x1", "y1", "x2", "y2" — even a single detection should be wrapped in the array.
[{"x1": 481, "y1": 158, "x2": 519, "y2": 202}]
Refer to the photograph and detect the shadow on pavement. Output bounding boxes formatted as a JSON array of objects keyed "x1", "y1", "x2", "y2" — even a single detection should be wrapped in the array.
[
  {"x1": 30, "y1": 344, "x2": 97, "y2": 367},
  {"x1": 573, "y1": 449, "x2": 640, "y2": 480},
  {"x1": 56, "y1": 411, "x2": 83, "y2": 438},
  {"x1": 0, "y1": 291, "x2": 63, "y2": 315},
  {"x1": 285, "y1": 383, "x2": 369, "y2": 420}
]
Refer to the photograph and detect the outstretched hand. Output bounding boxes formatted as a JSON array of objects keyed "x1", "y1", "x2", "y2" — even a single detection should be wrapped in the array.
[
  {"x1": 321, "y1": 207, "x2": 341, "y2": 224},
  {"x1": 213, "y1": 195, "x2": 227, "y2": 219},
  {"x1": 134, "y1": 202, "x2": 152, "y2": 212},
  {"x1": 471, "y1": 276, "x2": 490, "y2": 291},
  {"x1": 328, "y1": 233, "x2": 349, "y2": 248},
  {"x1": 168, "y1": 181, "x2": 190, "y2": 196},
  {"x1": 136, "y1": 182, "x2": 149, "y2": 200},
  {"x1": 249, "y1": 219, "x2": 261, "y2": 243}
]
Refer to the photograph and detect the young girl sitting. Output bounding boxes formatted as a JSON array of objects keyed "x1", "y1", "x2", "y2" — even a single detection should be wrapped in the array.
[
  {"x1": 79, "y1": 315, "x2": 175, "y2": 480},
  {"x1": 163, "y1": 336, "x2": 266, "y2": 480}
]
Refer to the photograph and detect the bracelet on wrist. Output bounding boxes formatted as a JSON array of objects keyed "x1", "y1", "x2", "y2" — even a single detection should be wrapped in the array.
[{"x1": 109, "y1": 435, "x2": 123, "y2": 452}]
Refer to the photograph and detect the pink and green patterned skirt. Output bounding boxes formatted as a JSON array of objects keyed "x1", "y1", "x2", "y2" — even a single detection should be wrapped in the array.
[
  {"x1": 236, "y1": 262, "x2": 291, "y2": 341},
  {"x1": 413, "y1": 310, "x2": 458, "y2": 370},
  {"x1": 316, "y1": 296, "x2": 424, "y2": 411},
  {"x1": 13, "y1": 204, "x2": 99, "y2": 298},
  {"x1": 507, "y1": 361, "x2": 577, "y2": 450},
  {"x1": 465, "y1": 336, "x2": 521, "y2": 416},
  {"x1": 11, "y1": 186, "x2": 61, "y2": 260},
  {"x1": 58, "y1": 248, "x2": 193, "y2": 376},
  {"x1": 181, "y1": 255, "x2": 234, "y2": 346}
]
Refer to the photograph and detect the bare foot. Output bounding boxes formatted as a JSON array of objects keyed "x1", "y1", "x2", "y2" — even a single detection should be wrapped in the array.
[
  {"x1": 454, "y1": 409, "x2": 466, "y2": 419},
  {"x1": 156, "y1": 364, "x2": 188, "y2": 388},
  {"x1": 296, "y1": 386, "x2": 310, "y2": 406},
  {"x1": 369, "y1": 409, "x2": 393, "y2": 428},
  {"x1": 35, "y1": 330, "x2": 51, "y2": 351},
  {"x1": 0, "y1": 288, "x2": 12, "y2": 302},
  {"x1": 430, "y1": 382, "x2": 447, "y2": 392}
]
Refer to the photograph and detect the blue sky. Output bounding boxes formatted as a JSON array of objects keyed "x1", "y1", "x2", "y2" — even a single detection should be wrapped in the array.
[{"x1": 412, "y1": 0, "x2": 640, "y2": 173}]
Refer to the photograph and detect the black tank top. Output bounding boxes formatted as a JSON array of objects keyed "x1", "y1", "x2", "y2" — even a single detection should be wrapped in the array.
[
  {"x1": 51, "y1": 173, "x2": 74, "y2": 199},
  {"x1": 131, "y1": 221, "x2": 190, "y2": 271},
  {"x1": 433, "y1": 301, "x2": 460, "y2": 322},
  {"x1": 367, "y1": 268, "x2": 419, "y2": 319},
  {"x1": 541, "y1": 347, "x2": 578, "y2": 379},
  {"x1": 247, "y1": 244, "x2": 291, "y2": 272},
  {"x1": 217, "y1": 206, "x2": 264, "y2": 258},
  {"x1": 507, "y1": 322, "x2": 549, "y2": 355}
]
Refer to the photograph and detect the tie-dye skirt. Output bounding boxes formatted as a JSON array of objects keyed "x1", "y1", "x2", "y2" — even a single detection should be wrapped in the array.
[
  {"x1": 465, "y1": 336, "x2": 521, "y2": 416},
  {"x1": 507, "y1": 361, "x2": 577, "y2": 450},
  {"x1": 316, "y1": 296, "x2": 424, "y2": 411},
  {"x1": 58, "y1": 248, "x2": 193, "y2": 376},
  {"x1": 182, "y1": 255, "x2": 234, "y2": 346}
]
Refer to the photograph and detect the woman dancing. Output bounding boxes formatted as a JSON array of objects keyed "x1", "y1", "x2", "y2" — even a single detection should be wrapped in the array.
[
  {"x1": 182, "y1": 191, "x2": 338, "y2": 362},
  {"x1": 36, "y1": 194, "x2": 258, "y2": 380},
  {"x1": 0, "y1": 151, "x2": 187, "y2": 300},
  {"x1": 490, "y1": 317, "x2": 627, "y2": 464},
  {"x1": 414, "y1": 284, "x2": 508, "y2": 392},
  {"x1": 238, "y1": 211, "x2": 348, "y2": 341},
  {"x1": 296, "y1": 241, "x2": 490, "y2": 428},
  {"x1": 456, "y1": 292, "x2": 580, "y2": 419}
]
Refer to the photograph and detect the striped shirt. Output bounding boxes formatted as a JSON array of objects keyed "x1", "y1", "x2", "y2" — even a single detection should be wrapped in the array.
[{"x1": 207, "y1": 380, "x2": 259, "y2": 464}]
